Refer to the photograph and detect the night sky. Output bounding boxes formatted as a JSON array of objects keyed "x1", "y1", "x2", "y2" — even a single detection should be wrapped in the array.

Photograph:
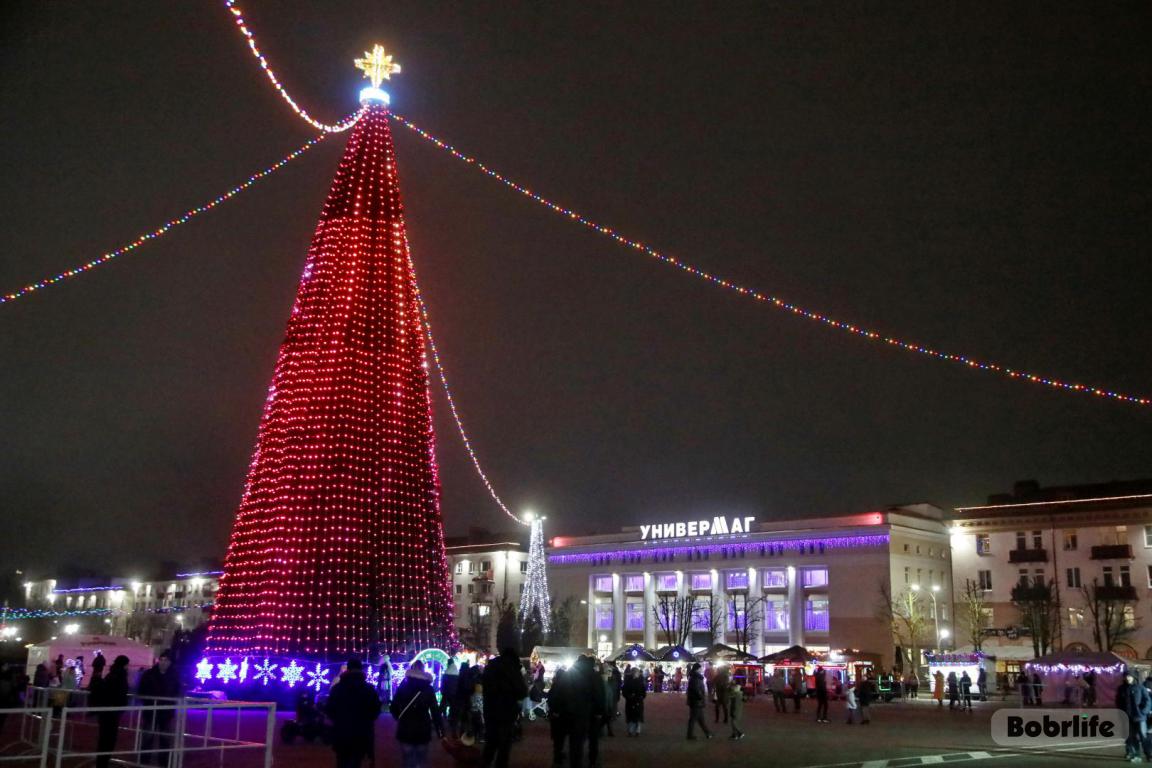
[{"x1": 2, "y1": 2, "x2": 1149, "y2": 577}]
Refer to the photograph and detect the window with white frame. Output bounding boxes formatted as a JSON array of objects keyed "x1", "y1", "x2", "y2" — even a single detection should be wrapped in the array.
[
  {"x1": 801, "y1": 568, "x2": 828, "y2": 589},
  {"x1": 520, "y1": 561, "x2": 528, "y2": 574},
  {"x1": 976, "y1": 534, "x2": 991, "y2": 554},
  {"x1": 1063, "y1": 531, "x2": 1078, "y2": 551},
  {"x1": 804, "y1": 597, "x2": 830, "y2": 632},
  {"x1": 455, "y1": 562, "x2": 463, "y2": 574},
  {"x1": 480, "y1": 560, "x2": 492, "y2": 572},
  {"x1": 1067, "y1": 567, "x2": 1081, "y2": 589},
  {"x1": 1032, "y1": 531, "x2": 1043, "y2": 549},
  {"x1": 594, "y1": 575, "x2": 613, "y2": 593},
  {"x1": 1033, "y1": 569, "x2": 1045, "y2": 587},
  {"x1": 762, "y1": 569, "x2": 787, "y2": 589},
  {"x1": 1015, "y1": 532, "x2": 1026, "y2": 550},
  {"x1": 1145, "y1": 525, "x2": 1152, "y2": 548},
  {"x1": 764, "y1": 599, "x2": 789, "y2": 631},
  {"x1": 1103, "y1": 567, "x2": 1115, "y2": 587},
  {"x1": 978, "y1": 570, "x2": 992, "y2": 591},
  {"x1": 1147, "y1": 565, "x2": 1152, "y2": 589},
  {"x1": 690, "y1": 572, "x2": 713, "y2": 591},
  {"x1": 1017, "y1": 569, "x2": 1029, "y2": 587},
  {"x1": 625, "y1": 574, "x2": 644, "y2": 592},
  {"x1": 1120, "y1": 565, "x2": 1132, "y2": 587}
]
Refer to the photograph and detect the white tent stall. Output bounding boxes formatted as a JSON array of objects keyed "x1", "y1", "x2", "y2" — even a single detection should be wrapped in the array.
[
  {"x1": 1024, "y1": 650, "x2": 1130, "y2": 706},
  {"x1": 26, "y1": 634, "x2": 156, "y2": 683}
]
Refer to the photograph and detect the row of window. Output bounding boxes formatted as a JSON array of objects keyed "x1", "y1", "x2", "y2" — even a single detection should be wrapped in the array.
[
  {"x1": 973, "y1": 564, "x2": 1152, "y2": 590},
  {"x1": 592, "y1": 568, "x2": 829, "y2": 595},
  {"x1": 592, "y1": 596, "x2": 831, "y2": 633},
  {"x1": 974, "y1": 525, "x2": 1152, "y2": 554},
  {"x1": 453, "y1": 560, "x2": 529, "y2": 575},
  {"x1": 974, "y1": 604, "x2": 1137, "y2": 630},
  {"x1": 454, "y1": 582, "x2": 525, "y2": 596},
  {"x1": 901, "y1": 567, "x2": 944, "y2": 588}
]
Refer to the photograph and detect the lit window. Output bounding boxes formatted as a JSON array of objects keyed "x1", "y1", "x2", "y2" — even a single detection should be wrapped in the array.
[
  {"x1": 626, "y1": 602, "x2": 644, "y2": 631},
  {"x1": 762, "y1": 569, "x2": 787, "y2": 589},
  {"x1": 625, "y1": 575, "x2": 645, "y2": 592},
  {"x1": 801, "y1": 568, "x2": 828, "y2": 588},
  {"x1": 693, "y1": 599, "x2": 712, "y2": 630},
  {"x1": 1124, "y1": 605, "x2": 1137, "y2": 628},
  {"x1": 804, "y1": 598, "x2": 829, "y2": 632},
  {"x1": 595, "y1": 603, "x2": 614, "y2": 630},
  {"x1": 976, "y1": 534, "x2": 991, "y2": 554},
  {"x1": 455, "y1": 563, "x2": 463, "y2": 574},
  {"x1": 726, "y1": 571, "x2": 749, "y2": 591},
  {"x1": 1068, "y1": 607, "x2": 1085, "y2": 628},
  {"x1": 477, "y1": 604, "x2": 490, "y2": 617},
  {"x1": 1063, "y1": 531, "x2": 1078, "y2": 551},
  {"x1": 690, "y1": 573, "x2": 713, "y2": 591},
  {"x1": 594, "y1": 575, "x2": 613, "y2": 593},
  {"x1": 657, "y1": 573, "x2": 678, "y2": 592},
  {"x1": 764, "y1": 599, "x2": 789, "y2": 631}
]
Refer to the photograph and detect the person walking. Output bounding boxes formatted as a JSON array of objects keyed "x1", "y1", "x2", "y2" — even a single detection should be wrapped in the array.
[
  {"x1": 767, "y1": 671, "x2": 785, "y2": 713},
  {"x1": 814, "y1": 666, "x2": 830, "y2": 723},
  {"x1": 137, "y1": 651, "x2": 183, "y2": 766},
  {"x1": 960, "y1": 671, "x2": 973, "y2": 711},
  {"x1": 453, "y1": 662, "x2": 474, "y2": 740},
  {"x1": 389, "y1": 660, "x2": 440, "y2": 768},
  {"x1": 548, "y1": 668, "x2": 569, "y2": 766},
  {"x1": 858, "y1": 674, "x2": 876, "y2": 725},
  {"x1": 685, "y1": 663, "x2": 712, "y2": 740},
  {"x1": 328, "y1": 657, "x2": 383, "y2": 768},
  {"x1": 1031, "y1": 672, "x2": 1044, "y2": 705},
  {"x1": 622, "y1": 667, "x2": 646, "y2": 736},
  {"x1": 654, "y1": 665, "x2": 665, "y2": 694},
  {"x1": 713, "y1": 666, "x2": 731, "y2": 724},
  {"x1": 482, "y1": 648, "x2": 528, "y2": 768},
  {"x1": 1116, "y1": 669, "x2": 1152, "y2": 763},
  {"x1": 440, "y1": 660, "x2": 459, "y2": 733},
  {"x1": 844, "y1": 681, "x2": 860, "y2": 724},
  {"x1": 1016, "y1": 671, "x2": 1031, "y2": 706},
  {"x1": 976, "y1": 667, "x2": 988, "y2": 702},
  {"x1": 947, "y1": 672, "x2": 960, "y2": 709},
  {"x1": 790, "y1": 668, "x2": 804, "y2": 713},
  {"x1": 727, "y1": 681, "x2": 745, "y2": 740},
  {"x1": 93, "y1": 655, "x2": 130, "y2": 768},
  {"x1": 551, "y1": 656, "x2": 604, "y2": 768}
]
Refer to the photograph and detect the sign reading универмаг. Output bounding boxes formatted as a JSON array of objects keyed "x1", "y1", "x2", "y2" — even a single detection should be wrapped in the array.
[{"x1": 641, "y1": 516, "x2": 756, "y2": 540}]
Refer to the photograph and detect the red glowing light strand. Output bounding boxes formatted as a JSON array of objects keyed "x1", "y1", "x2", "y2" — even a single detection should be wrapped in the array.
[
  {"x1": 222, "y1": 0, "x2": 364, "y2": 133},
  {"x1": 0, "y1": 133, "x2": 333, "y2": 307},
  {"x1": 389, "y1": 112, "x2": 1151, "y2": 407},
  {"x1": 414, "y1": 289, "x2": 525, "y2": 526}
]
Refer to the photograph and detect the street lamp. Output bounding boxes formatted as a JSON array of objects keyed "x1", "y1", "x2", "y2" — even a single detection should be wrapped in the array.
[{"x1": 911, "y1": 584, "x2": 942, "y2": 651}]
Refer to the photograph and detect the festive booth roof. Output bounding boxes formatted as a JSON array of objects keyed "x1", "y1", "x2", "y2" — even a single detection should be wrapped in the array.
[
  {"x1": 697, "y1": 643, "x2": 758, "y2": 663},
  {"x1": 1025, "y1": 650, "x2": 1130, "y2": 675},
  {"x1": 759, "y1": 645, "x2": 819, "y2": 665},
  {"x1": 654, "y1": 645, "x2": 695, "y2": 662},
  {"x1": 925, "y1": 651, "x2": 992, "y2": 666},
  {"x1": 610, "y1": 644, "x2": 656, "y2": 662}
]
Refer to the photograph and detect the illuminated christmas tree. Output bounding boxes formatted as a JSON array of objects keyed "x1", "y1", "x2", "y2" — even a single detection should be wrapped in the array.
[
  {"x1": 207, "y1": 48, "x2": 456, "y2": 661},
  {"x1": 519, "y1": 514, "x2": 552, "y2": 635}
]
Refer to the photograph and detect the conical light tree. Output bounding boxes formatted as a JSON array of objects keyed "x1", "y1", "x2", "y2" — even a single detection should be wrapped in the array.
[
  {"x1": 519, "y1": 514, "x2": 552, "y2": 634},
  {"x1": 207, "y1": 51, "x2": 456, "y2": 660}
]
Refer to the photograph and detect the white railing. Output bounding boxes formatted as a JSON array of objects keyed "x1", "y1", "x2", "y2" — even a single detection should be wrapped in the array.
[{"x1": 2, "y1": 687, "x2": 275, "y2": 768}]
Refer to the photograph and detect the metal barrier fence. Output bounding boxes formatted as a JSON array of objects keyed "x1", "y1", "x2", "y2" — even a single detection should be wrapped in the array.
[{"x1": 0, "y1": 687, "x2": 275, "y2": 768}]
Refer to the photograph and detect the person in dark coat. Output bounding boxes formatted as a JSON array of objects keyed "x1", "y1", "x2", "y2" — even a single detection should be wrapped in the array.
[
  {"x1": 481, "y1": 648, "x2": 529, "y2": 768},
  {"x1": 389, "y1": 660, "x2": 441, "y2": 768},
  {"x1": 622, "y1": 667, "x2": 646, "y2": 736},
  {"x1": 685, "y1": 663, "x2": 712, "y2": 740},
  {"x1": 1117, "y1": 670, "x2": 1152, "y2": 761},
  {"x1": 440, "y1": 660, "x2": 459, "y2": 734},
  {"x1": 947, "y1": 672, "x2": 960, "y2": 708},
  {"x1": 453, "y1": 662, "x2": 473, "y2": 738},
  {"x1": 814, "y1": 666, "x2": 830, "y2": 722},
  {"x1": 548, "y1": 668, "x2": 569, "y2": 766},
  {"x1": 551, "y1": 656, "x2": 605, "y2": 768},
  {"x1": 93, "y1": 655, "x2": 130, "y2": 768},
  {"x1": 713, "y1": 666, "x2": 731, "y2": 724},
  {"x1": 136, "y1": 651, "x2": 183, "y2": 766},
  {"x1": 32, "y1": 663, "x2": 49, "y2": 689},
  {"x1": 328, "y1": 657, "x2": 383, "y2": 768},
  {"x1": 960, "y1": 671, "x2": 973, "y2": 710}
]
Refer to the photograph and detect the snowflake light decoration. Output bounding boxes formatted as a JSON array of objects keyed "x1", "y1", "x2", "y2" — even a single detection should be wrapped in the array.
[
  {"x1": 306, "y1": 662, "x2": 331, "y2": 692},
  {"x1": 365, "y1": 664, "x2": 380, "y2": 687},
  {"x1": 195, "y1": 658, "x2": 214, "y2": 684},
  {"x1": 216, "y1": 658, "x2": 239, "y2": 684},
  {"x1": 281, "y1": 660, "x2": 305, "y2": 688},
  {"x1": 253, "y1": 658, "x2": 278, "y2": 686}
]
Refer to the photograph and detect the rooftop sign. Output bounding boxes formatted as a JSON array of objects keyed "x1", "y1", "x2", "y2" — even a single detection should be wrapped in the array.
[{"x1": 640, "y1": 516, "x2": 756, "y2": 541}]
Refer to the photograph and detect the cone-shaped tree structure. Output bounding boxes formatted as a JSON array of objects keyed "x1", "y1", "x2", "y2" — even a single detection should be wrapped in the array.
[{"x1": 207, "y1": 99, "x2": 456, "y2": 660}]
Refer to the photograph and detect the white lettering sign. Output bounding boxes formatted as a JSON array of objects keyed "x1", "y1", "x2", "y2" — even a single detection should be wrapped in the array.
[{"x1": 641, "y1": 516, "x2": 756, "y2": 541}]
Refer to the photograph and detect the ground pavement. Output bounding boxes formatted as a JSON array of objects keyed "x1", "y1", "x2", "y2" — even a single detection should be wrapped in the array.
[{"x1": 267, "y1": 693, "x2": 1127, "y2": 768}]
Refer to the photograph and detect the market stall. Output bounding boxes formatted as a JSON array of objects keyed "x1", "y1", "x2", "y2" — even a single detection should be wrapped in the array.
[
  {"x1": 26, "y1": 634, "x2": 155, "y2": 683},
  {"x1": 529, "y1": 646, "x2": 596, "y2": 681},
  {"x1": 925, "y1": 651, "x2": 995, "y2": 698},
  {"x1": 1025, "y1": 650, "x2": 1129, "y2": 706},
  {"x1": 652, "y1": 645, "x2": 695, "y2": 691},
  {"x1": 609, "y1": 644, "x2": 656, "y2": 664},
  {"x1": 697, "y1": 643, "x2": 761, "y2": 695}
]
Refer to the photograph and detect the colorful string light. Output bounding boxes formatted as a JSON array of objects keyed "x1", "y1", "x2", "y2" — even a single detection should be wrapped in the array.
[
  {"x1": 0, "y1": 133, "x2": 332, "y2": 307},
  {"x1": 547, "y1": 534, "x2": 891, "y2": 566},
  {"x1": 389, "y1": 113, "x2": 1151, "y2": 407},
  {"x1": 207, "y1": 104, "x2": 456, "y2": 660},
  {"x1": 222, "y1": 0, "x2": 364, "y2": 133}
]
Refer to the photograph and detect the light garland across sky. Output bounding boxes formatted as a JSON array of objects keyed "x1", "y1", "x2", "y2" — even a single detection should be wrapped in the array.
[
  {"x1": 0, "y1": 134, "x2": 331, "y2": 307},
  {"x1": 389, "y1": 113, "x2": 1151, "y2": 407},
  {"x1": 223, "y1": 0, "x2": 363, "y2": 133}
]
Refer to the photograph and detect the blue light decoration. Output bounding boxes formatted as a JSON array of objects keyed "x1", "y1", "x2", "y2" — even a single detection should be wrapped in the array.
[{"x1": 191, "y1": 649, "x2": 457, "y2": 698}]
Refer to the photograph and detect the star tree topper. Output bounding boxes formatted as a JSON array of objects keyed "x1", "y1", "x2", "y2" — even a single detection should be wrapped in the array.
[{"x1": 355, "y1": 45, "x2": 401, "y2": 88}]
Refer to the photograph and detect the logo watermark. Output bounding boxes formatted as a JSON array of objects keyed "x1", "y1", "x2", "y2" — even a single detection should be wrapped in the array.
[{"x1": 991, "y1": 709, "x2": 1127, "y2": 747}]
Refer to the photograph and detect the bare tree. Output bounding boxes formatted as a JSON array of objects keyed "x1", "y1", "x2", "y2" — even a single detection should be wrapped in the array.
[
  {"x1": 653, "y1": 594, "x2": 696, "y2": 647},
  {"x1": 727, "y1": 593, "x2": 767, "y2": 653},
  {"x1": 877, "y1": 582, "x2": 931, "y2": 672},
  {"x1": 1011, "y1": 579, "x2": 1058, "y2": 657},
  {"x1": 960, "y1": 579, "x2": 990, "y2": 652},
  {"x1": 1081, "y1": 579, "x2": 1139, "y2": 652},
  {"x1": 548, "y1": 595, "x2": 578, "y2": 646}
]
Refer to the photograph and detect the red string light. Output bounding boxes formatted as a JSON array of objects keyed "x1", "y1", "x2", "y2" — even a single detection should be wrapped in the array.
[
  {"x1": 390, "y1": 113, "x2": 1150, "y2": 407},
  {"x1": 207, "y1": 104, "x2": 456, "y2": 659}
]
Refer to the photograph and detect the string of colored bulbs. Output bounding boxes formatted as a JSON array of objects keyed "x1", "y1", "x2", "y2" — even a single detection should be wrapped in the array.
[
  {"x1": 223, "y1": 0, "x2": 363, "y2": 133},
  {"x1": 389, "y1": 113, "x2": 1151, "y2": 407},
  {"x1": 0, "y1": 134, "x2": 332, "y2": 306}
]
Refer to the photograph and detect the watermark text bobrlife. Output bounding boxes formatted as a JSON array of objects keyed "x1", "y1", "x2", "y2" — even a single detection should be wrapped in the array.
[{"x1": 991, "y1": 708, "x2": 1127, "y2": 747}]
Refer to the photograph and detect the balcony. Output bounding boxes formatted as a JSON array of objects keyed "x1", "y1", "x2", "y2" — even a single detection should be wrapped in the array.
[
  {"x1": 1094, "y1": 584, "x2": 1138, "y2": 601},
  {"x1": 1090, "y1": 544, "x2": 1134, "y2": 560},
  {"x1": 1008, "y1": 548, "x2": 1049, "y2": 564}
]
